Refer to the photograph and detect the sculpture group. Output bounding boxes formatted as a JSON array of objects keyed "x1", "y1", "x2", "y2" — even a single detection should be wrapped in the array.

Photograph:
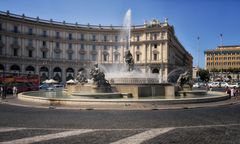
[{"x1": 177, "y1": 70, "x2": 193, "y2": 90}]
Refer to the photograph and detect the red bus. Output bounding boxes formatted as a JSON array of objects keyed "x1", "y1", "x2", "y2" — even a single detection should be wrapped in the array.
[{"x1": 0, "y1": 73, "x2": 40, "y2": 93}]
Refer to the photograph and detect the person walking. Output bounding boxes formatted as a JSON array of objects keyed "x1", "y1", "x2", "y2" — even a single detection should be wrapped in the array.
[
  {"x1": 0, "y1": 86, "x2": 3, "y2": 99},
  {"x1": 13, "y1": 86, "x2": 17, "y2": 97}
]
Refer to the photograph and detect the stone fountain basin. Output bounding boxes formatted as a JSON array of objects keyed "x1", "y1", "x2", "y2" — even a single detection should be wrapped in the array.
[{"x1": 18, "y1": 91, "x2": 230, "y2": 107}]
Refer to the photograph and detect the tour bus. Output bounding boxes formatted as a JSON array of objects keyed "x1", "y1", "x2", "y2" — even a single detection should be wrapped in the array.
[{"x1": 0, "y1": 72, "x2": 40, "y2": 93}]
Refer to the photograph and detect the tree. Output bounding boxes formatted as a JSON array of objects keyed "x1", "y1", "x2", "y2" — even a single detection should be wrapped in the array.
[{"x1": 198, "y1": 69, "x2": 210, "y2": 82}]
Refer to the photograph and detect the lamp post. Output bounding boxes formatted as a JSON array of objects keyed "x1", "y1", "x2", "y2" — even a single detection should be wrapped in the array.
[
  {"x1": 220, "y1": 34, "x2": 223, "y2": 81},
  {"x1": 197, "y1": 36, "x2": 200, "y2": 81},
  {"x1": 197, "y1": 36, "x2": 200, "y2": 68}
]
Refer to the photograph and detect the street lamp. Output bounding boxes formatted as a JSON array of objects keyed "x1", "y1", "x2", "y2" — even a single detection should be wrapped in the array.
[
  {"x1": 197, "y1": 36, "x2": 200, "y2": 68},
  {"x1": 220, "y1": 34, "x2": 223, "y2": 81},
  {"x1": 197, "y1": 36, "x2": 200, "y2": 81}
]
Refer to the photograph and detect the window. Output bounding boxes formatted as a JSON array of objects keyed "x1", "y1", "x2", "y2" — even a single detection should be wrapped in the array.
[
  {"x1": 56, "y1": 42, "x2": 60, "y2": 48},
  {"x1": 0, "y1": 35, "x2": 2, "y2": 41},
  {"x1": 114, "y1": 54, "x2": 119, "y2": 62},
  {"x1": 115, "y1": 35, "x2": 118, "y2": 42},
  {"x1": 80, "y1": 54, "x2": 85, "y2": 61},
  {"x1": 103, "y1": 55, "x2": 107, "y2": 61},
  {"x1": 69, "y1": 43, "x2": 72, "y2": 49},
  {"x1": 80, "y1": 34, "x2": 84, "y2": 41},
  {"x1": 104, "y1": 46, "x2": 107, "y2": 50},
  {"x1": 137, "y1": 35, "x2": 140, "y2": 41},
  {"x1": 0, "y1": 23, "x2": 2, "y2": 31},
  {"x1": 13, "y1": 49, "x2": 18, "y2": 56},
  {"x1": 13, "y1": 37, "x2": 18, "y2": 44},
  {"x1": 92, "y1": 45, "x2": 96, "y2": 51},
  {"x1": 0, "y1": 47, "x2": 2, "y2": 55},
  {"x1": 43, "y1": 30, "x2": 47, "y2": 37},
  {"x1": 136, "y1": 54, "x2": 140, "y2": 61},
  {"x1": 42, "y1": 41, "x2": 46, "y2": 46},
  {"x1": 55, "y1": 53, "x2": 60, "y2": 59},
  {"x1": 13, "y1": 26, "x2": 18, "y2": 33},
  {"x1": 81, "y1": 44, "x2": 84, "y2": 50},
  {"x1": 154, "y1": 54, "x2": 158, "y2": 60},
  {"x1": 154, "y1": 44, "x2": 157, "y2": 49},
  {"x1": 228, "y1": 57, "x2": 231, "y2": 60},
  {"x1": 114, "y1": 46, "x2": 118, "y2": 51},
  {"x1": 92, "y1": 35, "x2": 96, "y2": 41},
  {"x1": 136, "y1": 45, "x2": 140, "y2": 50},
  {"x1": 28, "y1": 50, "x2": 33, "y2": 57},
  {"x1": 154, "y1": 34, "x2": 157, "y2": 40},
  {"x1": 69, "y1": 33, "x2": 72, "y2": 40},
  {"x1": 42, "y1": 51, "x2": 47, "y2": 58},
  {"x1": 28, "y1": 28, "x2": 33, "y2": 35},
  {"x1": 56, "y1": 32, "x2": 60, "y2": 39},
  {"x1": 92, "y1": 55, "x2": 97, "y2": 61},
  {"x1": 68, "y1": 53, "x2": 72, "y2": 60},
  {"x1": 104, "y1": 35, "x2": 107, "y2": 42},
  {"x1": 28, "y1": 39, "x2": 33, "y2": 46}
]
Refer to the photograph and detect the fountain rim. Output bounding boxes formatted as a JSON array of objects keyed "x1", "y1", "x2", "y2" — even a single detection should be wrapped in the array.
[{"x1": 18, "y1": 91, "x2": 230, "y2": 104}]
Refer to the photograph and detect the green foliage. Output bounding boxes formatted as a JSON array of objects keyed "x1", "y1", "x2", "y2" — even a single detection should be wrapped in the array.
[{"x1": 198, "y1": 69, "x2": 210, "y2": 82}]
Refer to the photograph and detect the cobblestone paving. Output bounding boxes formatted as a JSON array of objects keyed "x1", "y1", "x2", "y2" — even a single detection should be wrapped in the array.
[
  {"x1": 0, "y1": 125, "x2": 240, "y2": 144},
  {"x1": 1, "y1": 104, "x2": 240, "y2": 143}
]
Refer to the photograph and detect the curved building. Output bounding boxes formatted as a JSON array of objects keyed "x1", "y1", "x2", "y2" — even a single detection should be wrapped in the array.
[{"x1": 0, "y1": 11, "x2": 192, "y2": 83}]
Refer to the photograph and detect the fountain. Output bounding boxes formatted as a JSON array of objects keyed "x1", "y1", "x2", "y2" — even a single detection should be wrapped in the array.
[{"x1": 17, "y1": 9, "x2": 230, "y2": 108}]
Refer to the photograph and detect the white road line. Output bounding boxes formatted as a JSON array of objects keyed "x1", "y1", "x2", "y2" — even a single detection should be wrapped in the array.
[
  {"x1": 0, "y1": 129, "x2": 94, "y2": 144},
  {"x1": 0, "y1": 127, "x2": 27, "y2": 132},
  {"x1": 110, "y1": 128, "x2": 174, "y2": 144}
]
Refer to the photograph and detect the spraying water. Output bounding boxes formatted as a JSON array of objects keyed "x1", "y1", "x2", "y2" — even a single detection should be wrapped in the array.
[{"x1": 121, "y1": 9, "x2": 131, "y2": 50}]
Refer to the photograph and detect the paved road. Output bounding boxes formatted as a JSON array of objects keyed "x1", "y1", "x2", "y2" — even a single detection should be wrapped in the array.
[{"x1": 0, "y1": 103, "x2": 240, "y2": 144}]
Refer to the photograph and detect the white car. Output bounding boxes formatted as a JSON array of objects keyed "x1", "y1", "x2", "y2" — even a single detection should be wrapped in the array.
[
  {"x1": 228, "y1": 82, "x2": 240, "y2": 88},
  {"x1": 220, "y1": 82, "x2": 229, "y2": 88},
  {"x1": 193, "y1": 83, "x2": 200, "y2": 88}
]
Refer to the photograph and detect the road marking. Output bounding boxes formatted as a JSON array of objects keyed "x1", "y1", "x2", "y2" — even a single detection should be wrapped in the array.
[
  {"x1": 0, "y1": 127, "x2": 27, "y2": 132},
  {"x1": 110, "y1": 128, "x2": 174, "y2": 144},
  {"x1": 0, "y1": 129, "x2": 94, "y2": 144}
]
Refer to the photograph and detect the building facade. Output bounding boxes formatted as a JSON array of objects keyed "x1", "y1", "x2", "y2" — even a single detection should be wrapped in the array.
[
  {"x1": 0, "y1": 11, "x2": 192, "y2": 83},
  {"x1": 204, "y1": 45, "x2": 240, "y2": 80}
]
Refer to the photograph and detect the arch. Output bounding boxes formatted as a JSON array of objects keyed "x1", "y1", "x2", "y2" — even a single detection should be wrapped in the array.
[
  {"x1": 10, "y1": 64, "x2": 21, "y2": 75},
  {"x1": 25, "y1": 65, "x2": 35, "y2": 72},
  {"x1": 66, "y1": 67, "x2": 74, "y2": 73},
  {"x1": 0, "y1": 64, "x2": 4, "y2": 71},
  {"x1": 39, "y1": 66, "x2": 49, "y2": 82},
  {"x1": 53, "y1": 67, "x2": 62, "y2": 72},
  {"x1": 53, "y1": 67, "x2": 62, "y2": 82},
  {"x1": 152, "y1": 68, "x2": 159, "y2": 74},
  {"x1": 66, "y1": 67, "x2": 75, "y2": 81},
  {"x1": 40, "y1": 66, "x2": 49, "y2": 72},
  {"x1": 10, "y1": 64, "x2": 20, "y2": 71}
]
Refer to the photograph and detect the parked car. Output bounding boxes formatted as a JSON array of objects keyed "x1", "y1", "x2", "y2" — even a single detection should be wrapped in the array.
[
  {"x1": 228, "y1": 82, "x2": 240, "y2": 88},
  {"x1": 193, "y1": 83, "x2": 200, "y2": 88},
  {"x1": 39, "y1": 84, "x2": 50, "y2": 90},
  {"x1": 220, "y1": 82, "x2": 229, "y2": 88}
]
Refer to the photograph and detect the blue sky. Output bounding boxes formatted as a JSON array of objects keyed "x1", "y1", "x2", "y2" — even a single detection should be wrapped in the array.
[{"x1": 1, "y1": 0, "x2": 240, "y2": 68}]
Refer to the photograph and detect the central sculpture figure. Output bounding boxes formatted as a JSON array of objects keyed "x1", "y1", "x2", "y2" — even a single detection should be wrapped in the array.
[
  {"x1": 124, "y1": 50, "x2": 134, "y2": 72},
  {"x1": 89, "y1": 64, "x2": 111, "y2": 89}
]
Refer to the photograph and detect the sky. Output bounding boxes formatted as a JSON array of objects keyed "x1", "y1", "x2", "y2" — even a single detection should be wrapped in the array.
[{"x1": 0, "y1": 0, "x2": 240, "y2": 68}]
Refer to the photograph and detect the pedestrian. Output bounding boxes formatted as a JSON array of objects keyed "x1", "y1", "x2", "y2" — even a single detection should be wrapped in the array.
[
  {"x1": 13, "y1": 86, "x2": 17, "y2": 97},
  {"x1": 209, "y1": 86, "x2": 212, "y2": 91},
  {"x1": 2, "y1": 86, "x2": 6, "y2": 99},
  {"x1": 225, "y1": 86, "x2": 231, "y2": 97},
  {"x1": 0, "y1": 86, "x2": 3, "y2": 99},
  {"x1": 235, "y1": 88, "x2": 239, "y2": 99},
  {"x1": 230, "y1": 87, "x2": 236, "y2": 98}
]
